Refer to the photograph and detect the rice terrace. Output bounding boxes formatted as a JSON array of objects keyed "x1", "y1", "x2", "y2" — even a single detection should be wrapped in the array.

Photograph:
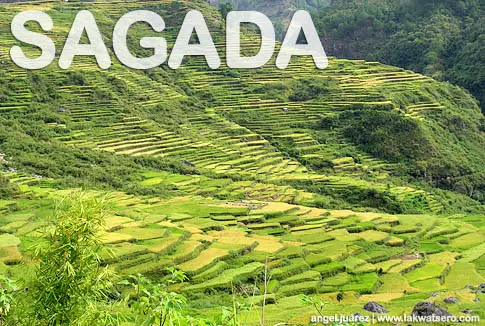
[{"x1": 0, "y1": 0, "x2": 485, "y2": 325}]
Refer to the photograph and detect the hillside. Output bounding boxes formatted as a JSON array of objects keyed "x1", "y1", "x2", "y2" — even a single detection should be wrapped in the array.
[
  {"x1": 0, "y1": 0, "x2": 485, "y2": 324},
  {"x1": 212, "y1": 0, "x2": 485, "y2": 112},
  {"x1": 311, "y1": 0, "x2": 485, "y2": 112}
]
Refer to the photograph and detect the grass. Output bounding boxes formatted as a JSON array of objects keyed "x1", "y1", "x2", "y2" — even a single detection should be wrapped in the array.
[
  {"x1": 99, "y1": 231, "x2": 135, "y2": 244},
  {"x1": 461, "y1": 243, "x2": 485, "y2": 262},
  {"x1": 450, "y1": 232, "x2": 484, "y2": 250},
  {"x1": 342, "y1": 256, "x2": 367, "y2": 271},
  {"x1": 280, "y1": 270, "x2": 321, "y2": 285},
  {"x1": 191, "y1": 261, "x2": 229, "y2": 282},
  {"x1": 388, "y1": 260, "x2": 423, "y2": 274},
  {"x1": 359, "y1": 292, "x2": 404, "y2": 302},
  {"x1": 168, "y1": 240, "x2": 204, "y2": 263},
  {"x1": 184, "y1": 262, "x2": 264, "y2": 292},
  {"x1": 276, "y1": 245, "x2": 305, "y2": 258},
  {"x1": 321, "y1": 272, "x2": 351, "y2": 287},
  {"x1": 428, "y1": 251, "x2": 459, "y2": 264},
  {"x1": 307, "y1": 241, "x2": 349, "y2": 260},
  {"x1": 377, "y1": 274, "x2": 418, "y2": 294},
  {"x1": 121, "y1": 258, "x2": 172, "y2": 276},
  {"x1": 270, "y1": 258, "x2": 310, "y2": 280},
  {"x1": 327, "y1": 229, "x2": 362, "y2": 242},
  {"x1": 282, "y1": 231, "x2": 334, "y2": 244},
  {"x1": 178, "y1": 247, "x2": 229, "y2": 274},
  {"x1": 0, "y1": 234, "x2": 21, "y2": 247},
  {"x1": 103, "y1": 215, "x2": 134, "y2": 230},
  {"x1": 411, "y1": 278, "x2": 444, "y2": 292},
  {"x1": 355, "y1": 245, "x2": 403, "y2": 263},
  {"x1": 340, "y1": 273, "x2": 380, "y2": 294},
  {"x1": 304, "y1": 253, "x2": 332, "y2": 267},
  {"x1": 0, "y1": 246, "x2": 22, "y2": 263},
  {"x1": 279, "y1": 281, "x2": 319, "y2": 296},
  {"x1": 117, "y1": 226, "x2": 168, "y2": 240},
  {"x1": 183, "y1": 218, "x2": 225, "y2": 231},
  {"x1": 374, "y1": 259, "x2": 401, "y2": 273},
  {"x1": 100, "y1": 242, "x2": 148, "y2": 262},
  {"x1": 0, "y1": 190, "x2": 477, "y2": 325},
  {"x1": 140, "y1": 234, "x2": 185, "y2": 253},
  {"x1": 357, "y1": 230, "x2": 389, "y2": 243},
  {"x1": 419, "y1": 241, "x2": 444, "y2": 254},
  {"x1": 444, "y1": 262, "x2": 484, "y2": 289},
  {"x1": 313, "y1": 261, "x2": 346, "y2": 276},
  {"x1": 2, "y1": 180, "x2": 484, "y2": 322},
  {"x1": 0, "y1": 221, "x2": 28, "y2": 233},
  {"x1": 404, "y1": 263, "x2": 447, "y2": 283},
  {"x1": 252, "y1": 235, "x2": 284, "y2": 253}
]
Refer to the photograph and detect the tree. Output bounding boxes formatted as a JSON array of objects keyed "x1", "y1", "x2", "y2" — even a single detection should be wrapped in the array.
[
  {"x1": 336, "y1": 291, "x2": 344, "y2": 303},
  {"x1": 0, "y1": 175, "x2": 20, "y2": 200},
  {"x1": 218, "y1": 2, "x2": 233, "y2": 19},
  {"x1": 28, "y1": 192, "x2": 117, "y2": 325}
]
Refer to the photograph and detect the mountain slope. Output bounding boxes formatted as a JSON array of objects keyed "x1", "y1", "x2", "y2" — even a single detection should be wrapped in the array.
[
  {"x1": 211, "y1": 0, "x2": 485, "y2": 112},
  {"x1": 312, "y1": 0, "x2": 485, "y2": 112}
]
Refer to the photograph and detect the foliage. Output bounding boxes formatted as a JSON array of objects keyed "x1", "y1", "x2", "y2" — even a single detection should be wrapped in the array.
[
  {"x1": 312, "y1": 0, "x2": 485, "y2": 111},
  {"x1": 0, "y1": 276, "x2": 16, "y2": 325},
  {"x1": 341, "y1": 110, "x2": 432, "y2": 162},
  {"x1": 0, "y1": 176, "x2": 20, "y2": 200},
  {"x1": 27, "y1": 192, "x2": 117, "y2": 325},
  {"x1": 218, "y1": 2, "x2": 233, "y2": 19},
  {"x1": 120, "y1": 268, "x2": 188, "y2": 326},
  {"x1": 301, "y1": 294, "x2": 330, "y2": 318},
  {"x1": 214, "y1": 296, "x2": 250, "y2": 326},
  {"x1": 288, "y1": 78, "x2": 335, "y2": 102}
]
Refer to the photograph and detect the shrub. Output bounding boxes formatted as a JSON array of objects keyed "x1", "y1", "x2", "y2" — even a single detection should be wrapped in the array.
[
  {"x1": 0, "y1": 176, "x2": 20, "y2": 199},
  {"x1": 342, "y1": 110, "x2": 434, "y2": 162}
]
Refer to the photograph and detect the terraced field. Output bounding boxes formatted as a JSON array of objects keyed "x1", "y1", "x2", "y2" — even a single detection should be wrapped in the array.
[
  {"x1": 1, "y1": 176, "x2": 485, "y2": 323},
  {"x1": 1, "y1": 0, "x2": 485, "y2": 324}
]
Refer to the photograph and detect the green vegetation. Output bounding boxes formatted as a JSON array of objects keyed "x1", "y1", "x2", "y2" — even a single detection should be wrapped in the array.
[
  {"x1": 311, "y1": 0, "x2": 485, "y2": 112},
  {"x1": 210, "y1": 0, "x2": 485, "y2": 113},
  {"x1": 0, "y1": 0, "x2": 483, "y2": 324},
  {"x1": 26, "y1": 193, "x2": 116, "y2": 325},
  {"x1": 0, "y1": 276, "x2": 16, "y2": 323},
  {"x1": 120, "y1": 271, "x2": 189, "y2": 325}
]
